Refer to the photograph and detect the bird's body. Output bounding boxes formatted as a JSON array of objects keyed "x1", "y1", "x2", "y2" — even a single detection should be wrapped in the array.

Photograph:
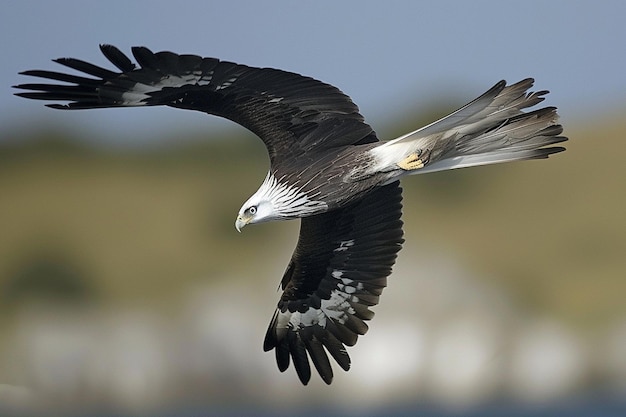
[{"x1": 14, "y1": 45, "x2": 566, "y2": 385}]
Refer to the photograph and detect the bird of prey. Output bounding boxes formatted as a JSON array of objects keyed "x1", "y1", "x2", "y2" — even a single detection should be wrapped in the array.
[{"x1": 14, "y1": 45, "x2": 566, "y2": 385}]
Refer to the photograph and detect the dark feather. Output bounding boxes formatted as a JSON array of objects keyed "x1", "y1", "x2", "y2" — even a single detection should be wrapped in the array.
[
  {"x1": 288, "y1": 332, "x2": 311, "y2": 385},
  {"x1": 302, "y1": 330, "x2": 333, "y2": 384},
  {"x1": 100, "y1": 44, "x2": 135, "y2": 72},
  {"x1": 53, "y1": 57, "x2": 117, "y2": 79},
  {"x1": 17, "y1": 69, "x2": 100, "y2": 86},
  {"x1": 315, "y1": 327, "x2": 351, "y2": 372}
]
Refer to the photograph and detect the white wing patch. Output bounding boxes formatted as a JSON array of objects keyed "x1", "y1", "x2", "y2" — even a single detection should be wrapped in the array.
[
  {"x1": 215, "y1": 76, "x2": 238, "y2": 91},
  {"x1": 276, "y1": 265, "x2": 362, "y2": 335},
  {"x1": 119, "y1": 71, "x2": 218, "y2": 105},
  {"x1": 117, "y1": 73, "x2": 285, "y2": 106},
  {"x1": 334, "y1": 239, "x2": 355, "y2": 252},
  {"x1": 279, "y1": 289, "x2": 357, "y2": 331}
]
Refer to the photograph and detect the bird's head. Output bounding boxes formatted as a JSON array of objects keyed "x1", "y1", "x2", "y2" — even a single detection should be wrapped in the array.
[
  {"x1": 235, "y1": 195, "x2": 277, "y2": 232},
  {"x1": 235, "y1": 173, "x2": 286, "y2": 231},
  {"x1": 235, "y1": 172, "x2": 328, "y2": 232}
]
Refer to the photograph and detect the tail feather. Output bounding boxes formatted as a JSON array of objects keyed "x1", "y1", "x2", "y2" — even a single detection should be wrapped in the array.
[
  {"x1": 455, "y1": 107, "x2": 561, "y2": 154},
  {"x1": 378, "y1": 79, "x2": 566, "y2": 175},
  {"x1": 417, "y1": 145, "x2": 566, "y2": 175}
]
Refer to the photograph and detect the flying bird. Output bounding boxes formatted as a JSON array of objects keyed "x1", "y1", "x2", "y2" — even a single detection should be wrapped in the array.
[{"x1": 14, "y1": 45, "x2": 566, "y2": 385}]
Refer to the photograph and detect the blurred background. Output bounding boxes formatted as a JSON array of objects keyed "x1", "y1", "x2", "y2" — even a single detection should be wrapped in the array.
[{"x1": 1, "y1": 1, "x2": 625, "y2": 416}]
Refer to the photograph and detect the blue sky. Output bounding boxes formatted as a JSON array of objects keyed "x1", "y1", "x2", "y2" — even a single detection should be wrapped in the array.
[{"x1": 2, "y1": 0, "x2": 625, "y2": 147}]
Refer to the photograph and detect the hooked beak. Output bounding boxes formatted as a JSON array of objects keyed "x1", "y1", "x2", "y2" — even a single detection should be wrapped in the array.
[{"x1": 235, "y1": 216, "x2": 249, "y2": 233}]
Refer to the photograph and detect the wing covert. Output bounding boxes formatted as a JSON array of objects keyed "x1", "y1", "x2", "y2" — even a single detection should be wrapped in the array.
[{"x1": 263, "y1": 181, "x2": 404, "y2": 384}]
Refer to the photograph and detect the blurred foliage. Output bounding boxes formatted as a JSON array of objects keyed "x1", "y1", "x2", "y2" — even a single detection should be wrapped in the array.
[
  {"x1": 2, "y1": 249, "x2": 96, "y2": 307},
  {"x1": 0, "y1": 107, "x2": 624, "y2": 333}
]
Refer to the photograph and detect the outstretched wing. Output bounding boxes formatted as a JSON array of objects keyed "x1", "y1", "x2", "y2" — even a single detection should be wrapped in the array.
[
  {"x1": 14, "y1": 44, "x2": 377, "y2": 162},
  {"x1": 263, "y1": 181, "x2": 404, "y2": 385}
]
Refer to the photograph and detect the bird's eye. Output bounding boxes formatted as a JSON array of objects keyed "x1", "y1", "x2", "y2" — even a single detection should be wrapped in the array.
[{"x1": 248, "y1": 206, "x2": 257, "y2": 215}]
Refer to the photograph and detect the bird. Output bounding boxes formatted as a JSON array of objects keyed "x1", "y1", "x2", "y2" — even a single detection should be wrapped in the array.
[{"x1": 14, "y1": 44, "x2": 567, "y2": 385}]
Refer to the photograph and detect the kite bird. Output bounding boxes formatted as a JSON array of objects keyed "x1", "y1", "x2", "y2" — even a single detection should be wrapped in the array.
[{"x1": 14, "y1": 45, "x2": 567, "y2": 385}]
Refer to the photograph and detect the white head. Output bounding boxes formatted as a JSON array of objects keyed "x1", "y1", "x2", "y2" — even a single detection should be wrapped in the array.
[
  {"x1": 235, "y1": 173, "x2": 328, "y2": 231},
  {"x1": 235, "y1": 192, "x2": 280, "y2": 232}
]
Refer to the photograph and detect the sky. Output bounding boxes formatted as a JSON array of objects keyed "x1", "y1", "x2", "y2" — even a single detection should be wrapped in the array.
[{"x1": 1, "y1": 0, "x2": 625, "y2": 147}]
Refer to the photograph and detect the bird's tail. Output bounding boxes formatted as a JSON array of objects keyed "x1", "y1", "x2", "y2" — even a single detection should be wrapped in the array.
[{"x1": 372, "y1": 79, "x2": 566, "y2": 176}]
